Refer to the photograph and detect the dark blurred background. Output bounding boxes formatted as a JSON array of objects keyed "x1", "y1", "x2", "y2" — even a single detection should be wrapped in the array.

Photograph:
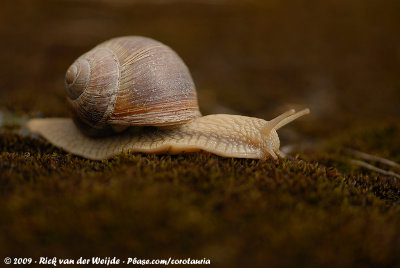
[{"x1": 1, "y1": 0, "x2": 399, "y2": 135}]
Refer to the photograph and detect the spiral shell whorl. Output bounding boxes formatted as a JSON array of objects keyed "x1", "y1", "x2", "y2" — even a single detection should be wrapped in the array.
[
  {"x1": 65, "y1": 46, "x2": 120, "y2": 137},
  {"x1": 65, "y1": 36, "x2": 201, "y2": 137},
  {"x1": 65, "y1": 58, "x2": 90, "y2": 100}
]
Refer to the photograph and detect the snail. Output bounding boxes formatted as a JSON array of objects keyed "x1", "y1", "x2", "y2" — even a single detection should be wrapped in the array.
[{"x1": 27, "y1": 36, "x2": 310, "y2": 161}]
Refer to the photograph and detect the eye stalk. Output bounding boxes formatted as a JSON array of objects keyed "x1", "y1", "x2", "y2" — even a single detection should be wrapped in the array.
[{"x1": 274, "y1": 108, "x2": 310, "y2": 130}]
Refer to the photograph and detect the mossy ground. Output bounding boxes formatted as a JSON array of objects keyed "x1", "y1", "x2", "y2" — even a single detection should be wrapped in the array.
[{"x1": 1, "y1": 123, "x2": 400, "y2": 267}]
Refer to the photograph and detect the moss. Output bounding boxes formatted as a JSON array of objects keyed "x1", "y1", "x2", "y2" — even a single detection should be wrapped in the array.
[{"x1": 1, "y1": 125, "x2": 400, "y2": 267}]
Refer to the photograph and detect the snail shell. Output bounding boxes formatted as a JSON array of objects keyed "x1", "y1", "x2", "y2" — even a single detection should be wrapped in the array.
[
  {"x1": 65, "y1": 36, "x2": 201, "y2": 136},
  {"x1": 27, "y1": 36, "x2": 310, "y2": 160}
]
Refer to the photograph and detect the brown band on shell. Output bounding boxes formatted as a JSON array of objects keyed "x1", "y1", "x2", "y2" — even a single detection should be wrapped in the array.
[{"x1": 109, "y1": 98, "x2": 201, "y2": 126}]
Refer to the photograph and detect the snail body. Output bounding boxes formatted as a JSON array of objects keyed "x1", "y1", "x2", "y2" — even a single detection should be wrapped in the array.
[{"x1": 27, "y1": 36, "x2": 310, "y2": 160}]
